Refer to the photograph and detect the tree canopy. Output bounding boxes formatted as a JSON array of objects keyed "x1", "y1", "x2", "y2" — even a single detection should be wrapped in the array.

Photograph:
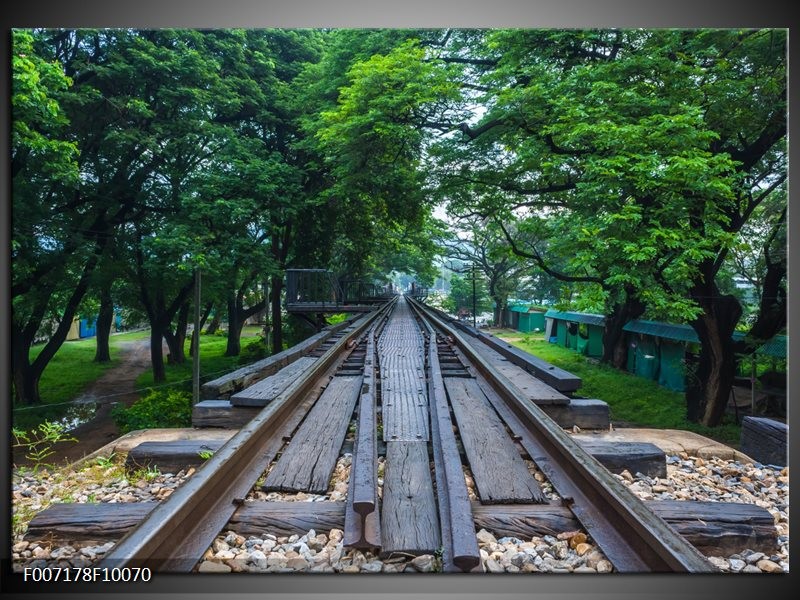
[{"x1": 12, "y1": 28, "x2": 786, "y2": 428}]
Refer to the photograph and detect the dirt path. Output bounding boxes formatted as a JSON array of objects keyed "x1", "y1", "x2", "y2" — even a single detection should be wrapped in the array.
[{"x1": 14, "y1": 338, "x2": 162, "y2": 468}]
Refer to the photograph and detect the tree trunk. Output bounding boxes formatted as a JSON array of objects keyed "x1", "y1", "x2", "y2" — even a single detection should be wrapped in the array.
[
  {"x1": 150, "y1": 324, "x2": 166, "y2": 384},
  {"x1": 271, "y1": 274, "x2": 283, "y2": 355},
  {"x1": 601, "y1": 289, "x2": 645, "y2": 369},
  {"x1": 686, "y1": 274, "x2": 743, "y2": 426},
  {"x1": 164, "y1": 301, "x2": 189, "y2": 365},
  {"x1": 189, "y1": 301, "x2": 213, "y2": 357},
  {"x1": 206, "y1": 311, "x2": 221, "y2": 334},
  {"x1": 225, "y1": 294, "x2": 242, "y2": 357},
  {"x1": 10, "y1": 323, "x2": 42, "y2": 407},
  {"x1": 11, "y1": 236, "x2": 106, "y2": 405},
  {"x1": 94, "y1": 286, "x2": 114, "y2": 363}
]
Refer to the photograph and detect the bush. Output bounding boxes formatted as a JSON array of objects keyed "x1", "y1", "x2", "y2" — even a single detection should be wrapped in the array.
[
  {"x1": 112, "y1": 389, "x2": 192, "y2": 434},
  {"x1": 239, "y1": 336, "x2": 269, "y2": 364}
]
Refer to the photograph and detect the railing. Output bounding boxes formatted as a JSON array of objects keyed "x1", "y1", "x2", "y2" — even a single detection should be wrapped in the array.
[
  {"x1": 286, "y1": 269, "x2": 341, "y2": 307},
  {"x1": 286, "y1": 269, "x2": 396, "y2": 312}
]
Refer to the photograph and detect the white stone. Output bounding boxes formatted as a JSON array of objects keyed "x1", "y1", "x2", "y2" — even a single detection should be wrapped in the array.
[
  {"x1": 198, "y1": 561, "x2": 231, "y2": 573},
  {"x1": 728, "y1": 558, "x2": 746, "y2": 572},
  {"x1": 476, "y1": 529, "x2": 498, "y2": 545},
  {"x1": 596, "y1": 560, "x2": 613, "y2": 573},
  {"x1": 249, "y1": 549, "x2": 267, "y2": 569},
  {"x1": 411, "y1": 554, "x2": 436, "y2": 573},
  {"x1": 756, "y1": 559, "x2": 783, "y2": 573},
  {"x1": 361, "y1": 561, "x2": 383, "y2": 573},
  {"x1": 485, "y1": 558, "x2": 504, "y2": 573},
  {"x1": 574, "y1": 566, "x2": 597, "y2": 573}
]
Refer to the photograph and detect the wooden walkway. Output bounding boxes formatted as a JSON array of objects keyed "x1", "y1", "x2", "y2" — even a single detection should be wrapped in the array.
[
  {"x1": 230, "y1": 356, "x2": 318, "y2": 406},
  {"x1": 379, "y1": 298, "x2": 429, "y2": 442},
  {"x1": 467, "y1": 340, "x2": 570, "y2": 405},
  {"x1": 445, "y1": 377, "x2": 547, "y2": 504},
  {"x1": 377, "y1": 297, "x2": 439, "y2": 555},
  {"x1": 380, "y1": 441, "x2": 440, "y2": 554},
  {"x1": 263, "y1": 375, "x2": 361, "y2": 494}
]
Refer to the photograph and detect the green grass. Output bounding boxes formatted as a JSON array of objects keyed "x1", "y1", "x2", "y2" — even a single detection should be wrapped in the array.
[
  {"x1": 14, "y1": 327, "x2": 263, "y2": 431},
  {"x1": 493, "y1": 330, "x2": 741, "y2": 446},
  {"x1": 134, "y1": 326, "x2": 263, "y2": 391},
  {"x1": 21, "y1": 330, "x2": 150, "y2": 404}
]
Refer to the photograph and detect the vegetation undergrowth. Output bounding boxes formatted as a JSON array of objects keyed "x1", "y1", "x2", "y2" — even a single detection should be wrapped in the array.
[
  {"x1": 11, "y1": 452, "x2": 167, "y2": 539},
  {"x1": 134, "y1": 325, "x2": 263, "y2": 390},
  {"x1": 13, "y1": 331, "x2": 150, "y2": 430},
  {"x1": 11, "y1": 421, "x2": 77, "y2": 472},
  {"x1": 493, "y1": 330, "x2": 741, "y2": 446},
  {"x1": 111, "y1": 389, "x2": 193, "y2": 433}
]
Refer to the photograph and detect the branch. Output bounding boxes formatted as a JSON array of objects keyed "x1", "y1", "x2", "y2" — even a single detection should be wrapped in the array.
[
  {"x1": 762, "y1": 205, "x2": 787, "y2": 267},
  {"x1": 436, "y1": 56, "x2": 499, "y2": 67},
  {"x1": 544, "y1": 133, "x2": 594, "y2": 156},
  {"x1": 497, "y1": 221, "x2": 604, "y2": 285}
]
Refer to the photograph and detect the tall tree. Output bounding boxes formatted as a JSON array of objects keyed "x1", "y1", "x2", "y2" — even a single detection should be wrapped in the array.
[
  {"x1": 11, "y1": 29, "x2": 84, "y2": 404},
  {"x1": 424, "y1": 29, "x2": 786, "y2": 425}
]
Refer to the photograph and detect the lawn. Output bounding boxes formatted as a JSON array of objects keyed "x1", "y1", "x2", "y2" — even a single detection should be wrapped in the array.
[
  {"x1": 14, "y1": 327, "x2": 264, "y2": 431},
  {"x1": 134, "y1": 327, "x2": 263, "y2": 391},
  {"x1": 492, "y1": 330, "x2": 741, "y2": 446}
]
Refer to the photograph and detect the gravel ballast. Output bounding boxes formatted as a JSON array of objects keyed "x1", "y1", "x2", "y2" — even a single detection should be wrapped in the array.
[{"x1": 12, "y1": 448, "x2": 788, "y2": 574}]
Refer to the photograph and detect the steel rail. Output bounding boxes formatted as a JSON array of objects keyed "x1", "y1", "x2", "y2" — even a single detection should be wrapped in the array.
[
  {"x1": 99, "y1": 297, "x2": 397, "y2": 571},
  {"x1": 408, "y1": 300, "x2": 481, "y2": 572},
  {"x1": 343, "y1": 318, "x2": 381, "y2": 548},
  {"x1": 407, "y1": 297, "x2": 715, "y2": 573}
]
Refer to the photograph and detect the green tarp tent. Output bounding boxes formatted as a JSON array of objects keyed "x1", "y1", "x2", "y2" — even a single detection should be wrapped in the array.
[
  {"x1": 544, "y1": 310, "x2": 605, "y2": 357},
  {"x1": 510, "y1": 305, "x2": 546, "y2": 333}
]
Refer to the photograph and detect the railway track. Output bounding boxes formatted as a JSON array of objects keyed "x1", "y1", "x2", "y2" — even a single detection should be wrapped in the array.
[{"x1": 53, "y1": 294, "x2": 717, "y2": 572}]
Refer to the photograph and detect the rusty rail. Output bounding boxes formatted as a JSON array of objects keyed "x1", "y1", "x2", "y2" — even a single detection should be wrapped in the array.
[
  {"x1": 407, "y1": 296, "x2": 714, "y2": 573},
  {"x1": 99, "y1": 298, "x2": 396, "y2": 570}
]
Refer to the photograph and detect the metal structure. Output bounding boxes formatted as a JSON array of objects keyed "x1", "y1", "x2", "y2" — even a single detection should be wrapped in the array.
[{"x1": 285, "y1": 269, "x2": 395, "y2": 318}]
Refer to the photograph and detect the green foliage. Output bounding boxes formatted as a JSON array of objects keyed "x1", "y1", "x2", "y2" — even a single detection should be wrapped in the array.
[
  {"x1": 112, "y1": 389, "x2": 192, "y2": 434},
  {"x1": 443, "y1": 273, "x2": 492, "y2": 316},
  {"x1": 496, "y1": 331, "x2": 740, "y2": 445},
  {"x1": 12, "y1": 421, "x2": 77, "y2": 471},
  {"x1": 95, "y1": 453, "x2": 118, "y2": 468},
  {"x1": 239, "y1": 336, "x2": 270, "y2": 364}
]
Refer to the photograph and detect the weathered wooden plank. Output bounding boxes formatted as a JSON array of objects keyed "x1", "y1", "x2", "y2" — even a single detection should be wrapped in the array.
[
  {"x1": 470, "y1": 501, "x2": 778, "y2": 557},
  {"x1": 230, "y1": 356, "x2": 318, "y2": 407},
  {"x1": 263, "y1": 376, "x2": 361, "y2": 494},
  {"x1": 426, "y1": 328, "x2": 481, "y2": 572},
  {"x1": 646, "y1": 500, "x2": 780, "y2": 557},
  {"x1": 381, "y1": 441, "x2": 440, "y2": 555},
  {"x1": 379, "y1": 299, "x2": 429, "y2": 442},
  {"x1": 474, "y1": 332, "x2": 582, "y2": 393},
  {"x1": 445, "y1": 377, "x2": 546, "y2": 504},
  {"x1": 124, "y1": 440, "x2": 225, "y2": 474},
  {"x1": 542, "y1": 398, "x2": 610, "y2": 430},
  {"x1": 574, "y1": 440, "x2": 666, "y2": 478},
  {"x1": 25, "y1": 502, "x2": 155, "y2": 542},
  {"x1": 227, "y1": 501, "x2": 347, "y2": 539},
  {"x1": 201, "y1": 318, "x2": 355, "y2": 399},
  {"x1": 192, "y1": 400, "x2": 260, "y2": 428},
  {"x1": 26, "y1": 499, "x2": 778, "y2": 558},
  {"x1": 741, "y1": 416, "x2": 787, "y2": 467},
  {"x1": 466, "y1": 341, "x2": 570, "y2": 405}
]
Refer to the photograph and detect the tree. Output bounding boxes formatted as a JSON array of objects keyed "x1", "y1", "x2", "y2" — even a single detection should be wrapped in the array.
[
  {"x1": 11, "y1": 29, "x2": 83, "y2": 404},
  {"x1": 440, "y1": 217, "x2": 528, "y2": 327},
  {"x1": 442, "y1": 273, "x2": 491, "y2": 317},
  {"x1": 423, "y1": 29, "x2": 785, "y2": 426}
]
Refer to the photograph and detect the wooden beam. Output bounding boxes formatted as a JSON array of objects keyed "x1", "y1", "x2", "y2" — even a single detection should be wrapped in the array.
[{"x1": 25, "y1": 500, "x2": 778, "y2": 558}]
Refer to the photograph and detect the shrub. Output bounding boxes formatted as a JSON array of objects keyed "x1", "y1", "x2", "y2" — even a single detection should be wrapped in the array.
[
  {"x1": 112, "y1": 389, "x2": 192, "y2": 434},
  {"x1": 239, "y1": 336, "x2": 269, "y2": 364}
]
